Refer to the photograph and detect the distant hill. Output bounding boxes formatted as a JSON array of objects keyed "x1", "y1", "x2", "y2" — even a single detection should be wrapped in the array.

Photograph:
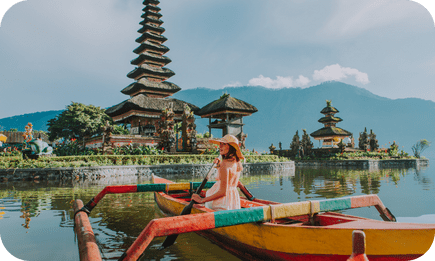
[
  {"x1": 1, "y1": 82, "x2": 434, "y2": 157},
  {"x1": 172, "y1": 81, "x2": 435, "y2": 156},
  {"x1": 0, "y1": 110, "x2": 63, "y2": 132}
]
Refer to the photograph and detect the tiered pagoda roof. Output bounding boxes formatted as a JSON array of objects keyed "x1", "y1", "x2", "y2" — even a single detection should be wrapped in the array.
[
  {"x1": 196, "y1": 94, "x2": 258, "y2": 118},
  {"x1": 106, "y1": 94, "x2": 199, "y2": 122},
  {"x1": 310, "y1": 100, "x2": 352, "y2": 139},
  {"x1": 107, "y1": 0, "x2": 196, "y2": 122},
  {"x1": 122, "y1": 0, "x2": 180, "y2": 99}
]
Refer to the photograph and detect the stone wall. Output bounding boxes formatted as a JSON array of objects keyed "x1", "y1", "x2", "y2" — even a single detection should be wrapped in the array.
[
  {"x1": 0, "y1": 161, "x2": 295, "y2": 182},
  {"x1": 295, "y1": 158, "x2": 429, "y2": 169}
]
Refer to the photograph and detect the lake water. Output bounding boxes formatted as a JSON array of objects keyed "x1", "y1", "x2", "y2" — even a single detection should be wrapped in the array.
[{"x1": 1, "y1": 160, "x2": 435, "y2": 261}]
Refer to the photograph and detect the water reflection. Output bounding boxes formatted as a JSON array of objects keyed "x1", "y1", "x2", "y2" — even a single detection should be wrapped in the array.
[{"x1": 0, "y1": 164, "x2": 434, "y2": 260}]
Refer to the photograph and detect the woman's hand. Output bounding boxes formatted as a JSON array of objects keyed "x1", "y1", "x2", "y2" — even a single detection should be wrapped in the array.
[
  {"x1": 191, "y1": 193, "x2": 204, "y2": 204},
  {"x1": 213, "y1": 157, "x2": 221, "y2": 166}
]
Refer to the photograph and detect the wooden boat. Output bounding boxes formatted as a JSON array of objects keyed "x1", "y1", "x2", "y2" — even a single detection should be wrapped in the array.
[{"x1": 153, "y1": 175, "x2": 435, "y2": 261}]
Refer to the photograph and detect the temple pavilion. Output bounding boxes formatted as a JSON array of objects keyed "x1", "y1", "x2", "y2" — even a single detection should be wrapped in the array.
[
  {"x1": 105, "y1": 0, "x2": 199, "y2": 147},
  {"x1": 310, "y1": 100, "x2": 352, "y2": 148},
  {"x1": 196, "y1": 94, "x2": 258, "y2": 149}
]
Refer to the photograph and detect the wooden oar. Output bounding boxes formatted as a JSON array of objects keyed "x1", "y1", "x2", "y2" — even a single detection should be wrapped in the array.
[
  {"x1": 238, "y1": 181, "x2": 255, "y2": 201},
  {"x1": 161, "y1": 160, "x2": 218, "y2": 248}
]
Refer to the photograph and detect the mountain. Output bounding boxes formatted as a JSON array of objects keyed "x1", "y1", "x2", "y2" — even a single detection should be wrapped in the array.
[
  {"x1": 0, "y1": 110, "x2": 63, "y2": 132},
  {"x1": 1, "y1": 82, "x2": 434, "y2": 157},
  {"x1": 172, "y1": 82, "x2": 435, "y2": 156}
]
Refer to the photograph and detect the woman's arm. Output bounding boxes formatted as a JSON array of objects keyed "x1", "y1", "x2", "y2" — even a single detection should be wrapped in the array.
[{"x1": 192, "y1": 163, "x2": 228, "y2": 204}]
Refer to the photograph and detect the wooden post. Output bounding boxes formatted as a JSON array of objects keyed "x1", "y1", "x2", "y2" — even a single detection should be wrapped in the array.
[
  {"x1": 74, "y1": 200, "x2": 102, "y2": 261},
  {"x1": 347, "y1": 230, "x2": 369, "y2": 261}
]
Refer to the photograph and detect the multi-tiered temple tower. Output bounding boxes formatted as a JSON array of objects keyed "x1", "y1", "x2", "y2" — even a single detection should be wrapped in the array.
[
  {"x1": 106, "y1": 0, "x2": 198, "y2": 147},
  {"x1": 310, "y1": 100, "x2": 352, "y2": 148}
]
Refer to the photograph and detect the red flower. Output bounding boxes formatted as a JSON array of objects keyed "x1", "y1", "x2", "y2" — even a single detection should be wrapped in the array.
[
  {"x1": 152, "y1": 141, "x2": 154, "y2": 144},
  {"x1": 71, "y1": 138, "x2": 77, "y2": 142},
  {"x1": 367, "y1": 149, "x2": 370, "y2": 152},
  {"x1": 162, "y1": 147, "x2": 164, "y2": 151}
]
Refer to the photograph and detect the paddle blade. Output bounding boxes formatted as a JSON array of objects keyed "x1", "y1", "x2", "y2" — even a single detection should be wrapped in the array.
[{"x1": 161, "y1": 201, "x2": 195, "y2": 248}]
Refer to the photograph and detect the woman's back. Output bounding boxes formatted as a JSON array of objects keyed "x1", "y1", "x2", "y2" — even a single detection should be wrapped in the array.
[{"x1": 205, "y1": 159, "x2": 241, "y2": 211}]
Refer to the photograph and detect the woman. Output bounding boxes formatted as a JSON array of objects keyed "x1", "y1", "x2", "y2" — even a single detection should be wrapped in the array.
[{"x1": 191, "y1": 134, "x2": 244, "y2": 211}]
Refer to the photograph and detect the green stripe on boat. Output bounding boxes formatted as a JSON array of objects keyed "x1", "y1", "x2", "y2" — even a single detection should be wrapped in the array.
[
  {"x1": 319, "y1": 198, "x2": 352, "y2": 212},
  {"x1": 190, "y1": 182, "x2": 216, "y2": 190},
  {"x1": 137, "y1": 184, "x2": 166, "y2": 192},
  {"x1": 214, "y1": 207, "x2": 265, "y2": 228}
]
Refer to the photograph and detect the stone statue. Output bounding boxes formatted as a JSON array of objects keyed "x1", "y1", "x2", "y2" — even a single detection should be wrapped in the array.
[
  {"x1": 101, "y1": 121, "x2": 113, "y2": 151},
  {"x1": 28, "y1": 138, "x2": 53, "y2": 155}
]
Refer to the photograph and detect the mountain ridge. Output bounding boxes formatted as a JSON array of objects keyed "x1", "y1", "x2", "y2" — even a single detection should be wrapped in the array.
[{"x1": 1, "y1": 82, "x2": 433, "y2": 156}]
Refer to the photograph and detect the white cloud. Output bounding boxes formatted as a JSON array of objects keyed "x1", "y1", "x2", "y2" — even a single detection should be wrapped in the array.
[
  {"x1": 319, "y1": 0, "x2": 425, "y2": 39},
  {"x1": 247, "y1": 75, "x2": 310, "y2": 89},
  {"x1": 294, "y1": 75, "x2": 311, "y2": 86},
  {"x1": 312, "y1": 64, "x2": 370, "y2": 84},
  {"x1": 223, "y1": 81, "x2": 243, "y2": 88}
]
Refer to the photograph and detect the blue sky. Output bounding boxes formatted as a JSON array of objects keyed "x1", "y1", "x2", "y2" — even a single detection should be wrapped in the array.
[{"x1": 0, "y1": 0, "x2": 434, "y2": 119}]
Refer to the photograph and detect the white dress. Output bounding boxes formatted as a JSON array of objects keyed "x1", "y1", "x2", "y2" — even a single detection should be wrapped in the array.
[{"x1": 205, "y1": 160, "x2": 241, "y2": 211}]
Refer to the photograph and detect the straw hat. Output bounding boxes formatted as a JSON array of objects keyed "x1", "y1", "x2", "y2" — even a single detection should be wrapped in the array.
[{"x1": 209, "y1": 134, "x2": 245, "y2": 160}]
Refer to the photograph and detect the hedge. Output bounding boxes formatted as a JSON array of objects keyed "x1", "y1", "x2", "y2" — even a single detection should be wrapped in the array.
[{"x1": 0, "y1": 155, "x2": 286, "y2": 169}]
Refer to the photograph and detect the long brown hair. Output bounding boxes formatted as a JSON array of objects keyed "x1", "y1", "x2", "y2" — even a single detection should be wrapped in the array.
[{"x1": 222, "y1": 144, "x2": 240, "y2": 162}]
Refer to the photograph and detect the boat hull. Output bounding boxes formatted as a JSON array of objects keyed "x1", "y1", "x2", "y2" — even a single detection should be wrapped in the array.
[{"x1": 153, "y1": 177, "x2": 435, "y2": 261}]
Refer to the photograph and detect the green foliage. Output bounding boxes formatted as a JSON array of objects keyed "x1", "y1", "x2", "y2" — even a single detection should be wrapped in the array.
[
  {"x1": 8, "y1": 128, "x2": 18, "y2": 132},
  {"x1": 196, "y1": 131, "x2": 212, "y2": 138},
  {"x1": 0, "y1": 154, "x2": 283, "y2": 169},
  {"x1": 388, "y1": 141, "x2": 399, "y2": 156},
  {"x1": 47, "y1": 102, "x2": 112, "y2": 142},
  {"x1": 412, "y1": 139, "x2": 431, "y2": 158},
  {"x1": 112, "y1": 125, "x2": 129, "y2": 135},
  {"x1": 289, "y1": 130, "x2": 300, "y2": 156},
  {"x1": 328, "y1": 150, "x2": 414, "y2": 160},
  {"x1": 54, "y1": 139, "x2": 98, "y2": 156},
  {"x1": 112, "y1": 144, "x2": 163, "y2": 155},
  {"x1": 358, "y1": 127, "x2": 369, "y2": 150},
  {"x1": 300, "y1": 129, "x2": 313, "y2": 156}
]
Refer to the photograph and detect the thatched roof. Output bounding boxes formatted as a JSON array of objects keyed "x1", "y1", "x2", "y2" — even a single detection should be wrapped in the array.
[
  {"x1": 136, "y1": 32, "x2": 167, "y2": 44},
  {"x1": 138, "y1": 24, "x2": 165, "y2": 34},
  {"x1": 121, "y1": 78, "x2": 181, "y2": 95},
  {"x1": 143, "y1": 0, "x2": 159, "y2": 5},
  {"x1": 143, "y1": 5, "x2": 161, "y2": 13},
  {"x1": 133, "y1": 40, "x2": 169, "y2": 54},
  {"x1": 310, "y1": 127, "x2": 352, "y2": 138},
  {"x1": 318, "y1": 116, "x2": 343, "y2": 123},
  {"x1": 141, "y1": 11, "x2": 162, "y2": 19},
  {"x1": 0, "y1": 131, "x2": 50, "y2": 144},
  {"x1": 320, "y1": 106, "x2": 339, "y2": 114},
  {"x1": 196, "y1": 94, "x2": 258, "y2": 117},
  {"x1": 106, "y1": 94, "x2": 199, "y2": 118},
  {"x1": 140, "y1": 17, "x2": 163, "y2": 26},
  {"x1": 130, "y1": 52, "x2": 171, "y2": 66},
  {"x1": 320, "y1": 101, "x2": 339, "y2": 114},
  {"x1": 127, "y1": 64, "x2": 175, "y2": 79}
]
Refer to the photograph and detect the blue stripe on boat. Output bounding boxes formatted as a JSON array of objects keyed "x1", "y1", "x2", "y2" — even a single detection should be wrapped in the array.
[
  {"x1": 214, "y1": 207, "x2": 265, "y2": 228},
  {"x1": 137, "y1": 184, "x2": 166, "y2": 192},
  {"x1": 319, "y1": 198, "x2": 352, "y2": 212}
]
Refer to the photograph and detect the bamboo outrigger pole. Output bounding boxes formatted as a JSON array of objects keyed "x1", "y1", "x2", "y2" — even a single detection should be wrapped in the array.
[{"x1": 117, "y1": 194, "x2": 395, "y2": 261}]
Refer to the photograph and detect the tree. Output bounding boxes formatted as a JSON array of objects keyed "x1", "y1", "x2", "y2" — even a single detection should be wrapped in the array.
[
  {"x1": 300, "y1": 129, "x2": 313, "y2": 157},
  {"x1": 358, "y1": 127, "x2": 369, "y2": 150},
  {"x1": 47, "y1": 102, "x2": 112, "y2": 143},
  {"x1": 369, "y1": 129, "x2": 379, "y2": 152},
  {"x1": 289, "y1": 130, "x2": 300, "y2": 156},
  {"x1": 412, "y1": 139, "x2": 431, "y2": 158}
]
